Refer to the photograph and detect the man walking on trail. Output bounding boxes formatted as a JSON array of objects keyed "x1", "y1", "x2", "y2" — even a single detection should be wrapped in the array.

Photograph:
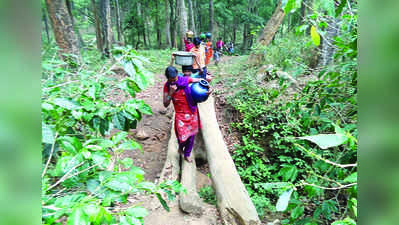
[{"x1": 190, "y1": 37, "x2": 207, "y2": 79}]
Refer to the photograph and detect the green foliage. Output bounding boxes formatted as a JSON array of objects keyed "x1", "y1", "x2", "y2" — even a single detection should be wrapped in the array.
[
  {"x1": 42, "y1": 46, "x2": 182, "y2": 224},
  {"x1": 214, "y1": 1, "x2": 358, "y2": 223},
  {"x1": 198, "y1": 185, "x2": 217, "y2": 205},
  {"x1": 253, "y1": 33, "x2": 318, "y2": 76}
]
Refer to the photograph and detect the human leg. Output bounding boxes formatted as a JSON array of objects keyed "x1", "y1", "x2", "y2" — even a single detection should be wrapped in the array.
[{"x1": 183, "y1": 135, "x2": 195, "y2": 162}]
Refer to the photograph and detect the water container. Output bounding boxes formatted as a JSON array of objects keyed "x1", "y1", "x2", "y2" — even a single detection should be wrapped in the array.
[
  {"x1": 190, "y1": 79, "x2": 210, "y2": 103},
  {"x1": 174, "y1": 51, "x2": 194, "y2": 66}
]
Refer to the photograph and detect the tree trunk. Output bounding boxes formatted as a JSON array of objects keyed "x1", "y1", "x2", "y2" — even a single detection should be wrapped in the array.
[
  {"x1": 198, "y1": 96, "x2": 261, "y2": 225},
  {"x1": 318, "y1": 17, "x2": 339, "y2": 67},
  {"x1": 45, "y1": 0, "x2": 80, "y2": 61},
  {"x1": 242, "y1": 23, "x2": 248, "y2": 51},
  {"x1": 42, "y1": 6, "x2": 50, "y2": 43},
  {"x1": 65, "y1": 0, "x2": 84, "y2": 48},
  {"x1": 223, "y1": 18, "x2": 226, "y2": 41},
  {"x1": 144, "y1": 1, "x2": 150, "y2": 48},
  {"x1": 187, "y1": 0, "x2": 196, "y2": 34},
  {"x1": 91, "y1": 0, "x2": 103, "y2": 52},
  {"x1": 170, "y1": 0, "x2": 177, "y2": 48},
  {"x1": 155, "y1": 0, "x2": 162, "y2": 48},
  {"x1": 100, "y1": 0, "x2": 113, "y2": 57},
  {"x1": 256, "y1": 1, "x2": 285, "y2": 46},
  {"x1": 165, "y1": 0, "x2": 171, "y2": 47},
  {"x1": 209, "y1": 0, "x2": 214, "y2": 34},
  {"x1": 178, "y1": 0, "x2": 188, "y2": 51},
  {"x1": 114, "y1": 0, "x2": 122, "y2": 43},
  {"x1": 196, "y1": 0, "x2": 201, "y2": 32}
]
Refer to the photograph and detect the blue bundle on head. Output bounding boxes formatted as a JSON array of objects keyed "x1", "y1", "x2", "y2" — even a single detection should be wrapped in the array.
[
  {"x1": 193, "y1": 37, "x2": 201, "y2": 46},
  {"x1": 165, "y1": 66, "x2": 178, "y2": 79}
]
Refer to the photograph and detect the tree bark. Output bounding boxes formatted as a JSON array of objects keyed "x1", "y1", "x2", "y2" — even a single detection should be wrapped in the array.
[
  {"x1": 233, "y1": 17, "x2": 237, "y2": 43},
  {"x1": 65, "y1": 0, "x2": 84, "y2": 48},
  {"x1": 187, "y1": 0, "x2": 196, "y2": 34},
  {"x1": 209, "y1": 0, "x2": 214, "y2": 34},
  {"x1": 155, "y1": 0, "x2": 162, "y2": 48},
  {"x1": 170, "y1": 0, "x2": 177, "y2": 48},
  {"x1": 42, "y1": 6, "x2": 50, "y2": 43},
  {"x1": 100, "y1": 0, "x2": 113, "y2": 57},
  {"x1": 144, "y1": 1, "x2": 150, "y2": 48},
  {"x1": 198, "y1": 96, "x2": 261, "y2": 225},
  {"x1": 196, "y1": 0, "x2": 201, "y2": 32},
  {"x1": 91, "y1": 0, "x2": 103, "y2": 52},
  {"x1": 114, "y1": 0, "x2": 122, "y2": 43},
  {"x1": 178, "y1": 0, "x2": 188, "y2": 51},
  {"x1": 242, "y1": 23, "x2": 249, "y2": 51},
  {"x1": 165, "y1": 0, "x2": 171, "y2": 47},
  {"x1": 318, "y1": 17, "x2": 339, "y2": 67},
  {"x1": 256, "y1": 1, "x2": 285, "y2": 46},
  {"x1": 45, "y1": 0, "x2": 80, "y2": 61}
]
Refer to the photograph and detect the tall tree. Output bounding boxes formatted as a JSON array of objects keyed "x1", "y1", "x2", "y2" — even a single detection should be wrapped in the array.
[
  {"x1": 196, "y1": 0, "x2": 201, "y2": 32},
  {"x1": 65, "y1": 0, "x2": 84, "y2": 48},
  {"x1": 45, "y1": 0, "x2": 80, "y2": 61},
  {"x1": 165, "y1": 0, "x2": 171, "y2": 47},
  {"x1": 178, "y1": 0, "x2": 188, "y2": 50},
  {"x1": 209, "y1": 0, "x2": 214, "y2": 34},
  {"x1": 155, "y1": 0, "x2": 162, "y2": 47},
  {"x1": 170, "y1": 0, "x2": 177, "y2": 48},
  {"x1": 187, "y1": 0, "x2": 196, "y2": 34},
  {"x1": 91, "y1": 0, "x2": 103, "y2": 52},
  {"x1": 256, "y1": 0, "x2": 285, "y2": 46},
  {"x1": 100, "y1": 0, "x2": 114, "y2": 56},
  {"x1": 114, "y1": 0, "x2": 123, "y2": 43},
  {"x1": 42, "y1": 6, "x2": 50, "y2": 43}
]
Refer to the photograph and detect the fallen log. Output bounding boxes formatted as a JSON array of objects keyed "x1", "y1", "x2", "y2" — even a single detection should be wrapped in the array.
[
  {"x1": 198, "y1": 96, "x2": 261, "y2": 225},
  {"x1": 158, "y1": 114, "x2": 180, "y2": 184},
  {"x1": 179, "y1": 151, "x2": 206, "y2": 216}
]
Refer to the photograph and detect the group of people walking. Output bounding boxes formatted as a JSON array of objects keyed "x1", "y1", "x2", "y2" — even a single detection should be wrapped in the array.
[{"x1": 163, "y1": 30, "x2": 221, "y2": 163}]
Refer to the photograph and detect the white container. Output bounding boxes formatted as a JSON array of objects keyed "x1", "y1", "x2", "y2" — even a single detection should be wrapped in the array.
[{"x1": 174, "y1": 51, "x2": 194, "y2": 66}]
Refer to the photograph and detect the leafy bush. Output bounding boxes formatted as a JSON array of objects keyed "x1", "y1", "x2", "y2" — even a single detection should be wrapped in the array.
[
  {"x1": 253, "y1": 33, "x2": 318, "y2": 77},
  {"x1": 215, "y1": 2, "x2": 358, "y2": 224},
  {"x1": 42, "y1": 46, "x2": 183, "y2": 225},
  {"x1": 198, "y1": 185, "x2": 217, "y2": 205}
]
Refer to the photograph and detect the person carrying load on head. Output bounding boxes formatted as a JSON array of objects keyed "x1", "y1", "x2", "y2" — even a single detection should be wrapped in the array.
[
  {"x1": 205, "y1": 33, "x2": 213, "y2": 66},
  {"x1": 190, "y1": 37, "x2": 207, "y2": 79},
  {"x1": 163, "y1": 66, "x2": 211, "y2": 163},
  {"x1": 184, "y1": 30, "x2": 194, "y2": 52},
  {"x1": 180, "y1": 65, "x2": 213, "y2": 82}
]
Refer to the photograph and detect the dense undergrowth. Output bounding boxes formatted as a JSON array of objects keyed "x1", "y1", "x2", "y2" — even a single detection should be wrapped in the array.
[
  {"x1": 214, "y1": 5, "x2": 357, "y2": 225},
  {"x1": 41, "y1": 40, "x2": 181, "y2": 225}
]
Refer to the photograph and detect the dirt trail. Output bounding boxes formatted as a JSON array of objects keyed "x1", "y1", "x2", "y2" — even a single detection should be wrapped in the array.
[{"x1": 113, "y1": 72, "x2": 220, "y2": 225}]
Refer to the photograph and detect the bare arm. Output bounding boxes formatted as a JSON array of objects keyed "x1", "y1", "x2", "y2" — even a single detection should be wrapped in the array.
[
  {"x1": 163, "y1": 85, "x2": 177, "y2": 107},
  {"x1": 170, "y1": 54, "x2": 175, "y2": 66}
]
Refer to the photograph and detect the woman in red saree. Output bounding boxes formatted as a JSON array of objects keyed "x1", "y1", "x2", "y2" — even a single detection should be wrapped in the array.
[{"x1": 162, "y1": 66, "x2": 211, "y2": 162}]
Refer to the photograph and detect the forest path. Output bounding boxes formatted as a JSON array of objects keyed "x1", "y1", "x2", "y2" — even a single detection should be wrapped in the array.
[{"x1": 113, "y1": 70, "x2": 220, "y2": 224}]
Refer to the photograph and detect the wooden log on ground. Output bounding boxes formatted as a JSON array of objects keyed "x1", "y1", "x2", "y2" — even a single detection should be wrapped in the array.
[
  {"x1": 198, "y1": 96, "x2": 261, "y2": 225},
  {"x1": 158, "y1": 114, "x2": 180, "y2": 184},
  {"x1": 179, "y1": 151, "x2": 206, "y2": 216},
  {"x1": 193, "y1": 132, "x2": 207, "y2": 163}
]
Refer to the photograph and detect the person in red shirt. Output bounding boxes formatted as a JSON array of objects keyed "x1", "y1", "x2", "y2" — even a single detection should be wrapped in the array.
[{"x1": 163, "y1": 66, "x2": 211, "y2": 162}]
